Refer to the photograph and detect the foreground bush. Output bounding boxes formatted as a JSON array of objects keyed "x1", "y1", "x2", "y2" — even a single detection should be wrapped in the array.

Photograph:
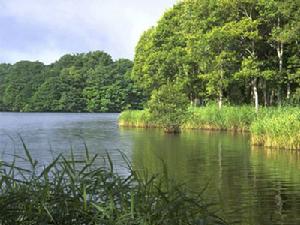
[{"x1": 0, "y1": 146, "x2": 226, "y2": 225}]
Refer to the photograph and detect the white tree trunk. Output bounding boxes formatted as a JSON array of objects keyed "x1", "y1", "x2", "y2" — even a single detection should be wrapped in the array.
[
  {"x1": 253, "y1": 78, "x2": 259, "y2": 112},
  {"x1": 218, "y1": 90, "x2": 223, "y2": 110},
  {"x1": 277, "y1": 16, "x2": 284, "y2": 106}
]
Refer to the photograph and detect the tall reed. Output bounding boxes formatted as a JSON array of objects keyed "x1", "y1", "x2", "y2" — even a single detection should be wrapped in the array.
[
  {"x1": 119, "y1": 106, "x2": 258, "y2": 131},
  {"x1": 183, "y1": 106, "x2": 257, "y2": 131},
  {"x1": 251, "y1": 108, "x2": 300, "y2": 150},
  {"x1": 119, "y1": 106, "x2": 300, "y2": 150},
  {"x1": 118, "y1": 110, "x2": 157, "y2": 128},
  {"x1": 0, "y1": 144, "x2": 227, "y2": 225}
]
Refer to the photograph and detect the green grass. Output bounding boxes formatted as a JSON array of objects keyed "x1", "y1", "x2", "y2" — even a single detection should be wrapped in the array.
[
  {"x1": 118, "y1": 106, "x2": 257, "y2": 131},
  {"x1": 251, "y1": 108, "x2": 300, "y2": 150},
  {"x1": 119, "y1": 106, "x2": 258, "y2": 131},
  {"x1": 118, "y1": 110, "x2": 157, "y2": 128},
  {"x1": 183, "y1": 106, "x2": 257, "y2": 131},
  {"x1": 119, "y1": 106, "x2": 300, "y2": 150},
  {"x1": 0, "y1": 145, "x2": 226, "y2": 225}
]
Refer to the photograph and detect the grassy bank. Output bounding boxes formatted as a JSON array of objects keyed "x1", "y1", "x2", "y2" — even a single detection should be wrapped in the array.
[
  {"x1": 251, "y1": 109, "x2": 300, "y2": 150},
  {"x1": 0, "y1": 147, "x2": 226, "y2": 225},
  {"x1": 118, "y1": 110, "x2": 158, "y2": 128},
  {"x1": 183, "y1": 106, "x2": 257, "y2": 131},
  {"x1": 119, "y1": 106, "x2": 258, "y2": 131},
  {"x1": 119, "y1": 106, "x2": 300, "y2": 150}
]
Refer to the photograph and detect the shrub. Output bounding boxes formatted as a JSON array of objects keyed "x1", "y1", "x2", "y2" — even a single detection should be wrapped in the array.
[{"x1": 147, "y1": 83, "x2": 189, "y2": 133}]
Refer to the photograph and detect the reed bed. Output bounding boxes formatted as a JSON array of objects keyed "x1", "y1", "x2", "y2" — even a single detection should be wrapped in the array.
[
  {"x1": 0, "y1": 144, "x2": 226, "y2": 225},
  {"x1": 251, "y1": 109, "x2": 300, "y2": 150},
  {"x1": 183, "y1": 106, "x2": 257, "y2": 131},
  {"x1": 119, "y1": 106, "x2": 300, "y2": 150},
  {"x1": 118, "y1": 110, "x2": 158, "y2": 128},
  {"x1": 119, "y1": 106, "x2": 257, "y2": 131}
]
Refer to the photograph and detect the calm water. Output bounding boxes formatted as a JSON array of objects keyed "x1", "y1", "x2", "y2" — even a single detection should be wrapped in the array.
[{"x1": 0, "y1": 113, "x2": 300, "y2": 225}]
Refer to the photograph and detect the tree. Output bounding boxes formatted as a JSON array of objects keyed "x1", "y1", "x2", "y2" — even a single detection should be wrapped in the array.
[
  {"x1": 55, "y1": 67, "x2": 87, "y2": 112},
  {"x1": 259, "y1": 0, "x2": 300, "y2": 102},
  {"x1": 147, "y1": 82, "x2": 189, "y2": 133},
  {"x1": 2, "y1": 61, "x2": 45, "y2": 111},
  {"x1": 0, "y1": 63, "x2": 11, "y2": 110},
  {"x1": 235, "y1": 56, "x2": 261, "y2": 112},
  {"x1": 29, "y1": 77, "x2": 64, "y2": 112},
  {"x1": 132, "y1": 2, "x2": 206, "y2": 102},
  {"x1": 83, "y1": 59, "x2": 144, "y2": 112},
  {"x1": 131, "y1": 0, "x2": 300, "y2": 108},
  {"x1": 0, "y1": 51, "x2": 144, "y2": 112},
  {"x1": 202, "y1": 51, "x2": 238, "y2": 109}
]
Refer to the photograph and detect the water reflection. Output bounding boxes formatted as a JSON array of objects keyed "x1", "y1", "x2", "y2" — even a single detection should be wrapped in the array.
[
  {"x1": 126, "y1": 129, "x2": 300, "y2": 225},
  {"x1": 0, "y1": 113, "x2": 131, "y2": 174},
  {"x1": 0, "y1": 113, "x2": 300, "y2": 224}
]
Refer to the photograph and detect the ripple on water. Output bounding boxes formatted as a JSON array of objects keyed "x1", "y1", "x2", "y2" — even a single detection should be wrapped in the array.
[{"x1": 0, "y1": 113, "x2": 300, "y2": 225}]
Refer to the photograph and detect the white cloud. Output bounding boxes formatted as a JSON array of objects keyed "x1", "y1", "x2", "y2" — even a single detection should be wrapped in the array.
[{"x1": 0, "y1": 0, "x2": 177, "y2": 64}]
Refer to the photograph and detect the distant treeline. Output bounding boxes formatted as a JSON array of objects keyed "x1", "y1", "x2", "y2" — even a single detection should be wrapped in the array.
[
  {"x1": 0, "y1": 51, "x2": 145, "y2": 112},
  {"x1": 1, "y1": 0, "x2": 300, "y2": 113}
]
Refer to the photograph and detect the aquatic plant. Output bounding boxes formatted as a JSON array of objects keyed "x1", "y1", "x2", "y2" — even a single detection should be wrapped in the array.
[
  {"x1": 119, "y1": 106, "x2": 258, "y2": 132},
  {"x1": 119, "y1": 106, "x2": 300, "y2": 150},
  {"x1": 0, "y1": 144, "x2": 226, "y2": 225},
  {"x1": 183, "y1": 106, "x2": 257, "y2": 131},
  {"x1": 118, "y1": 110, "x2": 156, "y2": 128},
  {"x1": 251, "y1": 109, "x2": 300, "y2": 150}
]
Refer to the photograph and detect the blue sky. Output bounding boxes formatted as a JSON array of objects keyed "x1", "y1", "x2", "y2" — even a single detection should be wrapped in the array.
[{"x1": 0, "y1": 0, "x2": 176, "y2": 64}]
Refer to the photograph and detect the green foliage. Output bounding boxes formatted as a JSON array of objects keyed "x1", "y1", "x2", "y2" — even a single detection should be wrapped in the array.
[
  {"x1": 2, "y1": 61, "x2": 45, "y2": 111},
  {"x1": 147, "y1": 83, "x2": 190, "y2": 132},
  {"x1": 251, "y1": 108, "x2": 300, "y2": 150},
  {"x1": 0, "y1": 51, "x2": 145, "y2": 112},
  {"x1": 29, "y1": 77, "x2": 64, "y2": 111},
  {"x1": 84, "y1": 59, "x2": 144, "y2": 112},
  {"x1": 0, "y1": 63, "x2": 11, "y2": 110},
  {"x1": 291, "y1": 88, "x2": 300, "y2": 104},
  {"x1": 2, "y1": 1, "x2": 300, "y2": 112},
  {"x1": 235, "y1": 56, "x2": 261, "y2": 80},
  {"x1": 132, "y1": 0, "x2": 300, "y2": 108},
  {"x1": 119, "y1": 110, "x2": 155, "y2": 128},
  {"x1": 132, "y1": 3, "x2": 205, "y2": 102},
  {"x1": 183, "y1": 106, "x2": 257, "y2": 131},
  {"x1": 0, "y1": 147, "x2": 226, "y2": 225},
  {"x1": 119, "y1": 106, "x2": 300, "y2": 150}
]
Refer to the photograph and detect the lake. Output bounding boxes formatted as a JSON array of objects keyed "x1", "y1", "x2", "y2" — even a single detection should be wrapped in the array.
[{"x1": 0, "y1": 112, "x2": 300, "y2": 225}]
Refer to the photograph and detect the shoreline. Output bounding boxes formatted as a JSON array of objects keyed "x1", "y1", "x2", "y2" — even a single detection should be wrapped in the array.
[{"x1": 118, "y1": 106, "x2": 300, "y2": 150}]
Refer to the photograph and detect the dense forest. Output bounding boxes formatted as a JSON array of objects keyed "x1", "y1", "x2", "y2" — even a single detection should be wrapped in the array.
[
  {"x1": 132, "y1": 0, "x2": 300, "y2": 110},
  {"x1": 0, "y1": 51, "x2": 145, "y2": 112},
  {"x1": 1, "y1": 0, "x2": 300, "y2": 113}
]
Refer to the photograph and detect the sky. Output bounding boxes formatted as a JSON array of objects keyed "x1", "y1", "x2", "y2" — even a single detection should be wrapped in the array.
[{"x1": 0, "y1": 0, "x2": 177, "y2": 64}]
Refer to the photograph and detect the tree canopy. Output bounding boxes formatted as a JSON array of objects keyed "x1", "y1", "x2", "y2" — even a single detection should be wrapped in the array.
[
  {"x1": 132, "y1": 0, "x2": 300, "y2": 108},
  {"x1": 0, "y1": 51, "x2": 145, "y2": 112},
  {"x1": 1, "y1": 0, "x2": 299, "y2": 112}
]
